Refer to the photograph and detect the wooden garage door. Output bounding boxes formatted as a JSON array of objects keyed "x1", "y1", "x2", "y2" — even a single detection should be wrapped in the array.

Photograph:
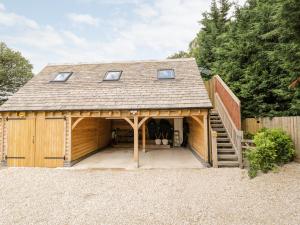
[
  {"x1": 7, "y1": 119, "x2": 35, "y2": 167},
  {"x1": 35, "y1": 118, "x2": 65, "y2": 167}
]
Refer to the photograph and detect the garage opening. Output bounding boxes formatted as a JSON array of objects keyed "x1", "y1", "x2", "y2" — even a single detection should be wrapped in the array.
[{"x1": 71, "y1": 116, "x2": 208, "y2": 168}]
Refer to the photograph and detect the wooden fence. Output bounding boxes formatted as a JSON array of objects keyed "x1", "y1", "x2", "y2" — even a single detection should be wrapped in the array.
[
  {"x1": 204, "y1": 79, "x2": 215, "y2": 107},
  {"x1": 242, "y1": 117, "x2": 300, "y2": 161}
]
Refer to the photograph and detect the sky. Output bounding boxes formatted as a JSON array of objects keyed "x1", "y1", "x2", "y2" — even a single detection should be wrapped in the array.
[{"x1": 0, "y1": 0, "x2": 245, "y2": 73}]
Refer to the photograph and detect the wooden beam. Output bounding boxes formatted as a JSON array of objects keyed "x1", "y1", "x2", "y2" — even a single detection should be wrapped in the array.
[
  {"x1": 203, "y1": 114, "x2": 208, "y2": 162},
  {"x1": 191, "y1": 115, "x2": 203, "y2": 128},
  {"x1": 138, "y1": 117, "x2": 150, "y2": 129},
  {"x1": 71, "y1": 118, "x2": 84, "y2": 130},
  {"x1": 142, "y1": 123, "x2": 146, "y2": 153},
  {"x1": 123, "y1": 117, "x2": 134, "y2": 129},
  {"x1": 133, "y1": 115, "x2": 139, "y2": 168}
]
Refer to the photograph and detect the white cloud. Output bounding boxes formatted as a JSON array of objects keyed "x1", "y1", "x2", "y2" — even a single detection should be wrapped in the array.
[
  {"x1": 0, "y1": 5, "x2": 39, "y2": 29},
  {"x1": 0, "y1": 3, "x2": 5, "y2": 11},
  {"x1": 5, "y1": 25, "x2": 64, "y2": 50},
  {"x1": 63, "y1": 31, "x2": 88, "y2": 46},
  {"x1": 119, "y1": 0, "x2": 211, "y2": 54},
  {"x1": 1, "y1": 0, "x2": 246, "y2": 73},
  {"x1": 134, "y1": 4, "x2": 158, "y2": 19},
  {"x1": 67, "y1": 13, "x2": 99, "y2": 26}
]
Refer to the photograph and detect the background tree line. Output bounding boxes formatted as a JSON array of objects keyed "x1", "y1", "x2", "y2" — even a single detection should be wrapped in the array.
[
  {"x1": 170, "y1": 0, "x2": 300, "y2": 118},
  {"x1": 0, "y1": 42, "x2": 33, "y2": 105}
]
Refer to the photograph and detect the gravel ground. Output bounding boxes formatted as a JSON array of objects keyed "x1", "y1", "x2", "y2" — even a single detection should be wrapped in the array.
[{"x1": 0, "y1": 163, "x2": 299, "y2": 225}]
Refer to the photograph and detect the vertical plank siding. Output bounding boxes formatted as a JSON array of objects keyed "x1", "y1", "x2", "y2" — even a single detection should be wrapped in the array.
[
  {"x1": 242, "y1": 116, "x2": 300, "y2": 161},
  {"x1": 35, "y1": 118, "x2": 65, "y2": 167},
  {"x1": 187, "y1": 117, "x2": 206, "y2": 161},
  {"x1": 7, "y1": 119, "x2": 36, "y2": 167},
  {"x1": 71, "y1": 118, "x2": 111, "y2": 161},
  {"x1": 204, "y1": 79, "x2": 215, "y2": 107}
]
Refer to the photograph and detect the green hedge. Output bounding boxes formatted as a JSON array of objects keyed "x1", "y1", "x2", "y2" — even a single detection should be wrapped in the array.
[{"x1": 246, "y1": 128, "x2": 295, "y2": 178}]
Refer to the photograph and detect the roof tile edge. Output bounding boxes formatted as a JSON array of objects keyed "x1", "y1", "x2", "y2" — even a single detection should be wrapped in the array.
[{"x1": 46, "y1": 58, "x2": 196, "y2": 67}]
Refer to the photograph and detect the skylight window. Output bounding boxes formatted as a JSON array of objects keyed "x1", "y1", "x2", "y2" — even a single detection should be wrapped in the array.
[
  {"x1": 104, "y1": 71, "x2": 122, "y2": 81},
  {"x1": 157, "y1": 69, "x2": 175, "y2": 79},
  {"x1": 53, "y1": 72, "x2": 72, "y2": 82}
]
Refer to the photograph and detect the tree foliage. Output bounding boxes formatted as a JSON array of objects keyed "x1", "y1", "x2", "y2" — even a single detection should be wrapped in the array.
[
  {"x1": 167, "y1": 51, "x2": 190, "y2": 59},
  {"x1": 0, "y1": 42, "x2": 33, "y2": 104},
  {"x1": 172, "y1": 0, "x2": 300, "y2": 117}
]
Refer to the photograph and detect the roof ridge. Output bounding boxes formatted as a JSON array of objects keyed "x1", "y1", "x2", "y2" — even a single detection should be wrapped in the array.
[{"x1": 46, "y1": 58, "x2": 195, "y2": 67}]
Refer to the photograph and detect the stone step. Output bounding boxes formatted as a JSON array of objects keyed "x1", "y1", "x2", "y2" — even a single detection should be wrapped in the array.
[
  {"x1": 218, "y1": 154, "x2": 238, "y2": 161},
  {"x1": 218, "y1": 161, "x2": 239, "y2": 167}
]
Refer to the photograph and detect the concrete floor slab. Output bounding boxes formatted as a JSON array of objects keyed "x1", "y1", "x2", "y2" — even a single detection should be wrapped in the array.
[{"x1": 73, "y1": 147, "x2": 206, "y2": 169}]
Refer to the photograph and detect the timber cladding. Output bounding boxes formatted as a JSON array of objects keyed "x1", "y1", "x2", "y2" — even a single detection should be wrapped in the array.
[
  {"x1": 0, "y1": 108, "x2": 208, "y2": 167},
  {"x1": 4, "y1": 117, "x2": 65, "y2": 167},
  {"x1": 187, "y1": 116, "x2": 207, "y2": 162},
  {"x1": 71, "y1": 118, "x2": 111, "y2": 161}
]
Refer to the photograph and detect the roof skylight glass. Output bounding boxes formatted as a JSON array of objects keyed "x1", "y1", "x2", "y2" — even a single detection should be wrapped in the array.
[
  {"x1": 53, "y1": 72, "x2": 72, "y2": 82},
  {"x1": 157, "y1": 69, "x2": 175, "y2": 79},
  {"x1": 104, "y1": 71, "x2": 122, "y2": 81}
]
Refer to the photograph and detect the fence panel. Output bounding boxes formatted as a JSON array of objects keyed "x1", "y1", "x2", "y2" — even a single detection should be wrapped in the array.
[
  {"x1": 242, "y1": 116, "x2": 300, "y2": 161},
  {"x1": 204, "y1": 79, "x2": 215, "y2": 107}
]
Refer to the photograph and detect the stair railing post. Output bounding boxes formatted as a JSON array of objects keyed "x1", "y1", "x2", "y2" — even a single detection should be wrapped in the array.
[
  {"x1": 211, "y1": 130, "x2": 218, "y2": 168},
  {"x1": 237, "y1": 130, "x2": 243, "y2": 168}
]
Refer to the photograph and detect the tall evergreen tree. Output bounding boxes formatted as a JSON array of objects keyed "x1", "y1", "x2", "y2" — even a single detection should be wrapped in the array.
[
  {"x1": 190, "y1": 0, "x2": 231, "y2": 80},
  {"x1": 213, "y1": 0, "x2": 300, "y2": 117}
]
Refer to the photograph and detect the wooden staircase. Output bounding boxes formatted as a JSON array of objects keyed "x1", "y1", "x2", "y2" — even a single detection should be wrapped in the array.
[{"x1": 210, "y1": 110, "x2": 239, "y2": 167}]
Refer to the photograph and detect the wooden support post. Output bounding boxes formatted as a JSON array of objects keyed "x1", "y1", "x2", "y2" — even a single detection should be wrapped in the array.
[
  {"x1": 133, "y1": 115, "x2": 139, "y2": 168},
  {"x1": 142, "y1": 123, "x2": 146, "y2": 153},
  {"x1": 203, "y1": 114, "x2": 209, "y2": 162},
  {"x1": 211, "y1": 130, "x2": 218, "y2": 168}
]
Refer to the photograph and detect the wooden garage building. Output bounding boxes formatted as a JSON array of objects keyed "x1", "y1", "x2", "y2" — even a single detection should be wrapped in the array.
[{"x1": 0, "y1": 58, "x2": 213, "y2": 168}]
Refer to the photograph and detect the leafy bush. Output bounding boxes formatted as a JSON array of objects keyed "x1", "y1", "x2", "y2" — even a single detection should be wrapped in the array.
[
  {"x1": 246, "y1": 128, "x2": 295, "y2": 178},
  {"x1": 243, "y1": 131, "x2": 254, "y2": 140}
]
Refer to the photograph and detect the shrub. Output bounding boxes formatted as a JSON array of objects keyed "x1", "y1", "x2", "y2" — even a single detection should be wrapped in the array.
[{"x1": 246, "y1": 128, "x2": 295, "y2": 178}]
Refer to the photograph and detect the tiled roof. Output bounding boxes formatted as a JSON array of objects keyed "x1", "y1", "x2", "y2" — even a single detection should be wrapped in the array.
[{"x1": 0, "y1": 58, "x2": 212, "y2": 111}]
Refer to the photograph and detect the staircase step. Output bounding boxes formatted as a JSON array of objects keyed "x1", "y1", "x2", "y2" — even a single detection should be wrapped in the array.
[
  {"x1": 210, "y1": 112, "x2": 219, "y2": 116},
  {"x1": 217, "y1": 143, "x2": 233, "y2": 148},
  {"x1": 217, "y1": 133, "x2": 228, "y2": 137},
  {"x1": 210, "y1": 120, "x2": 222, "y2": 124},
  {"x1": 218, "y1": 148, "x2": 235, "y2": 154},
  {"x1": 211, "y1": 124, "x2": 224, "y2": 128},
  {"x1": 218, "y1": 161, "x2": 239, "y2": 167},
  {"x1": 218, "y1": 154, "x2": 238, "y2": 161},
  {"x1": 217, "y1": 138, "x2": 230, "y2": 143},
  {"x1": 217, "y1": 143, "x2": 232, "y2": 148},
  {"x1": 213, "y1": 128, "x2": 226, "y2": 132}
]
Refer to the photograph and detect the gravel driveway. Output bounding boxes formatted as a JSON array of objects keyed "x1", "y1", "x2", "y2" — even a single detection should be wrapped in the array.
[{"x1": 0, "y1": 163, "x2": 299, "y2": 225}]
